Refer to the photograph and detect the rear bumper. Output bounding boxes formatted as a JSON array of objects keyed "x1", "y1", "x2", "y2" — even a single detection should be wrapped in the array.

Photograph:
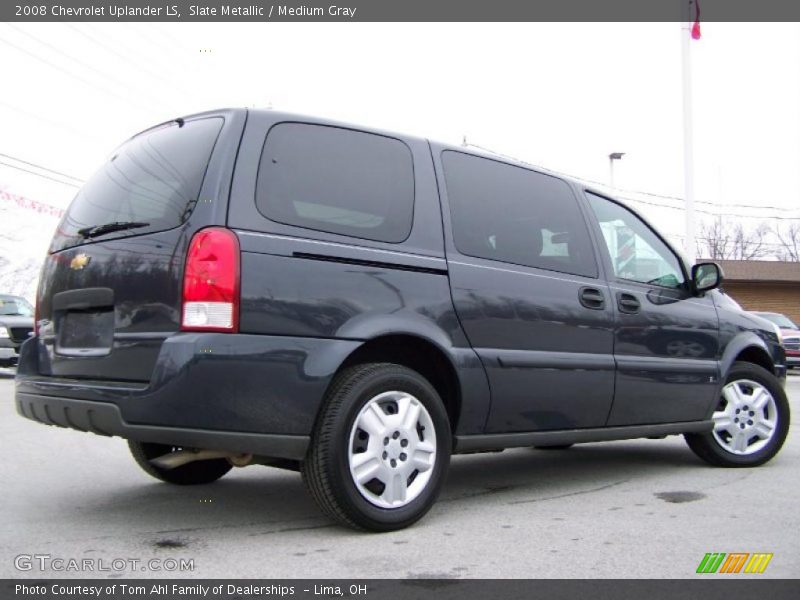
[
  {"x1": 15, "y1": 332, "x2": 362, "y2": 459},
  {"x1": 16, "y1": 393, "x2": 309, "y2": 459}
]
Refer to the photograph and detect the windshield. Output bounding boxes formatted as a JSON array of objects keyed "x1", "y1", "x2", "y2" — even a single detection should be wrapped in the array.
[
  {"x1": 51, "y1": 117, "x2": 223, "y2": 252},
  {"x1": 755, "y1": 312, "x2": 798, "y2": 329},
  {"x1": 0, "y1": 296, "x2": 34, "y2": 316}
]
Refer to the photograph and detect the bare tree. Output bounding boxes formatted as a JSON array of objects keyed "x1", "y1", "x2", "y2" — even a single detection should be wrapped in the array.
[
  {"x1": 699, "y1": 217, "x2": 731, "y2": 259},
  {"x1": 698, "y1": 217, "x2": 770, "y2": 260},
  {"x1": 732, "y1": 222, "x2": 770, "y2": 260},
  {"x1": 773, "y1": 222, "x2": 800, "y2": 261}
]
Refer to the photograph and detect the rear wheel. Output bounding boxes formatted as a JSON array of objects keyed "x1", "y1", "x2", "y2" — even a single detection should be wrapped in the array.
[
  {"x1": 302, "y1": 363, "x2": 451, "y2": 531},
  {"x1": 128, "y1": 441, "x2": 232, "y2": 485},
  {"x1": 685, "y1": 362, "x2": 790, "y2": 467}
]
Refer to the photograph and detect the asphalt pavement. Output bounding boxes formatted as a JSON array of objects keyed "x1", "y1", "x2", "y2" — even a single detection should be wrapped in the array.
[{"x1": 1, "y1": 370, "x2": 798, "y2": 579}]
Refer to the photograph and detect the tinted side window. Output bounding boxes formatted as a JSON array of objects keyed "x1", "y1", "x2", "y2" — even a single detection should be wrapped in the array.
[
  {"x1": 585, "y1": 192, "x2": 685, "y2": 288},
  {"x1": 53, "y1": 117, "x2": 223, "y2": 252},
  {"x1": 442, "y1": 151, "x2": 597, "y2": 278},
  {"x1": 256, "y1": 123, "x2": 414, "y2": 243}
]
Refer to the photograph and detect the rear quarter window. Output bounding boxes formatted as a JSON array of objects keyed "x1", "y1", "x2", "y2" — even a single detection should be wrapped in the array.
[
  {"x1": 52, "y1": 117, "x2": 223, "y2": 252},
  {"x1": 255, "y1": 123, "x2": 415, "y2": 243}
]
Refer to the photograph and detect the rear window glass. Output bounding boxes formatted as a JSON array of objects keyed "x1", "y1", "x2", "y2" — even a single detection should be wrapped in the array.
[
  {"x1": 442, "y1": 151, "x2": 597, "y2": 278},
  {"x1": 52, "y1": 117, "x2": 223, "y2": 251},
  {"x1": 255, "y1": 123, "x2": 414, "y2": 243}
]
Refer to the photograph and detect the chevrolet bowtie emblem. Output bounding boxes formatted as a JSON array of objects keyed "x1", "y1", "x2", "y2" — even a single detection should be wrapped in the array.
[{"x1": 70, "y1": 253, "x2": 91, "y2": 270}]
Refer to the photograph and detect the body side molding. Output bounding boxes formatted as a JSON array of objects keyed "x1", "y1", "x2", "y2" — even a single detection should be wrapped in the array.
[{"x1": 454, "y1": 420, "x2": 714, "y2": 453}]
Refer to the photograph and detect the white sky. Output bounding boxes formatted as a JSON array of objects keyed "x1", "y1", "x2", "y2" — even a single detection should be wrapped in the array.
[{"x1": 1, "y1": 22, "x2": 799, "y2": 252}]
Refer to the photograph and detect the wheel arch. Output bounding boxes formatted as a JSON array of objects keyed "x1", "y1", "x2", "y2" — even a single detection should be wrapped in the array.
[
  {"x1": 702, "y1": 333, "x2": 777, "y2": 422},
  {"x1": 721, "y1": 332, "x2": 776, "y2": 378},
  {"x1": 336, "y1": 333, "x2": 464, "y2": 434}
]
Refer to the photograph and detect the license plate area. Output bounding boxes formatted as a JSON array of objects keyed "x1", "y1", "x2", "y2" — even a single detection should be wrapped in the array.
[
  {"x1": 52, "y1": 288, "x2": 115, "y2": 358},
  {"x1": 56, "y1": 310, "x2": 114, "y2": 357}
]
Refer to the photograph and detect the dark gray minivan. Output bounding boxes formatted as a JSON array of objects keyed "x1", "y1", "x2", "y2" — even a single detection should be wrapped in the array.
[{"x1": 16, "y1": 109, "x2": 790, "y2": 531}]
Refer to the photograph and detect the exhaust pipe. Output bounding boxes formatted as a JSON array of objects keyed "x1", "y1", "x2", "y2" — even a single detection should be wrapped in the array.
[
  {"x1": 228, "y1": 453, "x2": 254, "y2": 467},
  {"x1": 150, "y1": 449, "x2": 254, "y2": 470}
]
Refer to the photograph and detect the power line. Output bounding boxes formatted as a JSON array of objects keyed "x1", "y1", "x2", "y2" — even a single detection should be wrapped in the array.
[
  {"x1": 67, "y1": 24, "x2": 195, "y2": 101},
  {"x1": 617, "y1": 194, "x2": 800, "y2": 221},
  {"x1": 532, "y1": 155, "x2": 800, "y2": 213},
  {"x1": 0, "y1": 36, "x2": 154, "y2": 115},
  {"x1": 128, "y1": 24, "x2": 206, "y2": 84},
  {"x1": 574, "y1": 176, "x2": 800, "y2": 218},
  {"x1": 5, "y1": 24, "x2": 172, "y2": 112},
  {"x1": 462, "y1": 142, "x2": 800, "y2": 220},
  {"x1": 0, "y1": 100, "x2": 106, "y2": 144},
  {"x1": 0, "y1": 152, "x2": 84, "y2": 183},
  {"x1": 0, "y1": 160, "x2": 81, "y2": 188},
  {"x1": 614, "y1": 187, "x2": 800, "y2": 213},
  {"x1": 614, "y1": 185, "x2": 799, "y2": 213}
]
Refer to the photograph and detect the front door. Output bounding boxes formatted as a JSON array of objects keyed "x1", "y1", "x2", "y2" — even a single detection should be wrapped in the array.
[
  {"x1": 584, "y1": 192, "x2": 720, "y2": 426},
  {"x1": 434, "y1": 149, "x2": 615, "y2": 433}
]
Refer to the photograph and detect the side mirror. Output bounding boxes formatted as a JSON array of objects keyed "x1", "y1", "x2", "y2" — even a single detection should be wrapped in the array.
[{"x1": 692, "y1": 262, "x2": 723, "y2": 295}]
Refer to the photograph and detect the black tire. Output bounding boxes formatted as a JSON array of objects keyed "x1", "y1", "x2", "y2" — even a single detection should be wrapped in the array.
[
  {"x1": 534, "y1": 444, "x2": 574, "y2": 450},
  {"x1": 685, "y1": 361, "x2": 790, "y2": 467},
  {"x1": 128, "y1": 441, "x2": 232, "y2": 485},
  {"x1": 302, "y1": 363, "x2": 451, "y2": 532}
]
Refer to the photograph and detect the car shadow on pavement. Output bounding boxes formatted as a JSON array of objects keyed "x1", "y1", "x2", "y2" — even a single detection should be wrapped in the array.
[
  {"x1": 441, "y1": 441, "x2": 700, "y2": 505},
  {"x1": 63, "y1": 468, "x2": 335, "y2": 539},
  {"x1": 64, "y1": 440, "x2": 703, "y2": 536}
]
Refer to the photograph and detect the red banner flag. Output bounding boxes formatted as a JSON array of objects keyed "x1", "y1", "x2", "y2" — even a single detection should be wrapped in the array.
[{"x1": 691, "y1": 0, "x2": 702, "y2": 40}]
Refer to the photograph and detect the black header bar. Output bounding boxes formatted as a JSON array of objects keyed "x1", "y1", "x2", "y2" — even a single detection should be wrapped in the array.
[{"x1": 5, "y1": 0, "x2": 800, "y2": 22}]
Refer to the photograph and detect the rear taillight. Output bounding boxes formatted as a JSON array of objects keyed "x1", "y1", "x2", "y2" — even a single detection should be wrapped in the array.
[{"x1": 181, "y1": 227, "x2": 240, "y2": 332}]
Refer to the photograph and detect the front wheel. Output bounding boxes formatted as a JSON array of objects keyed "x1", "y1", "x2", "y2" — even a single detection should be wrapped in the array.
[
  {"x1": 302, "y1": 363, "x2": 451, "y2": 531},
  {"x1": 685, "y1": 362, "x2": 790, "y2": 467}
]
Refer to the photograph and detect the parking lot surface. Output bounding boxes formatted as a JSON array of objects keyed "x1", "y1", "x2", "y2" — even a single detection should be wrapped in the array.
[{"x1": 1, "y1": 371, "x2": 798, "y2": 579}]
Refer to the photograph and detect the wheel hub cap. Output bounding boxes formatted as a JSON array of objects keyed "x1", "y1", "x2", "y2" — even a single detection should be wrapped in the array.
[
  {"x1": 712, "y1": 379, "x2": 778, "y2": 456},
  {"x1": 348, "y1": 391, "x2": 437, "y2": 509}
]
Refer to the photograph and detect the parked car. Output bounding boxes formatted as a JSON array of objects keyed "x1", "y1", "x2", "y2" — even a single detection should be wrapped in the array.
[
  {"x1": 0, "y1": 294, "x2": 34, "y2": 367},
  {"x1": 750, "y1": 311, "x2": 800, "y2": 369},
  {"x1": 15, "y1": 110, "x2": 790, "y2": 531}
]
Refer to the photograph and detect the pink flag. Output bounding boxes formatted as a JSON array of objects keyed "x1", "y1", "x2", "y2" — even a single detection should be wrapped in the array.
[{"x1": 691, "y1": 0, "x2": 702, "y2": 40}]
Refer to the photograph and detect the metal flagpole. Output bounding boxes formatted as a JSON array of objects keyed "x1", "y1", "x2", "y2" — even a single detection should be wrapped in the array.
[{"x1": 682, "y1": 0, "x2": 698, "y2": 264}]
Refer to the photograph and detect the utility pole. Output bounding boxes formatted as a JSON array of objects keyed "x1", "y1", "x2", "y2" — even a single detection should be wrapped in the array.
[{"x1": 682, "y1": 0, "x2": 698, "y2": 264}]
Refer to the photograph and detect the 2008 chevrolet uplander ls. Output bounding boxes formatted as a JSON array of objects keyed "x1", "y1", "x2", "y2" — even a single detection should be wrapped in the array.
[{"x1": 16, "y1": 109, "x2": 790, "y2": 531}]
